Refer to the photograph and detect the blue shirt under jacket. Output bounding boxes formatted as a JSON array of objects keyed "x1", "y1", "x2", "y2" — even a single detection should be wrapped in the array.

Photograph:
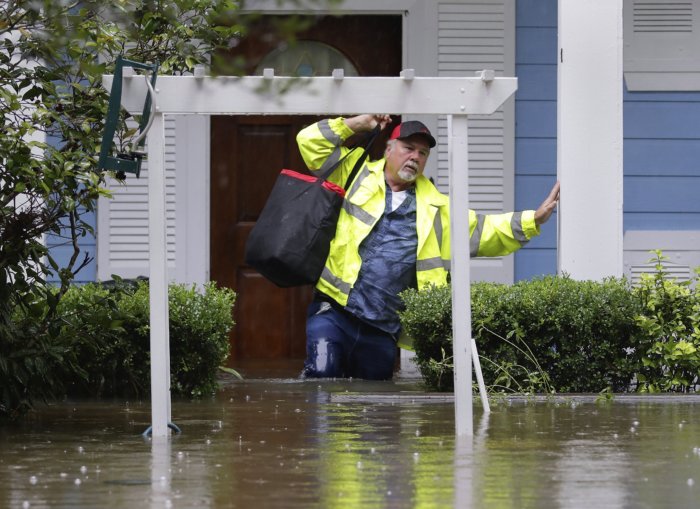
[{"x1": 345, "y1": 184, "x2": 418, "y2": 336}]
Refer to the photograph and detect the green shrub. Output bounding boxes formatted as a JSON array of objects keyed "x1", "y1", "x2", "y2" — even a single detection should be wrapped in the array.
[
  {"x1": 57, "y1": 280, "x2": 148, "y2": 397},
  {"x1": 164, "y1": 283, "x2": 235, "y2": 397},
  {"x1": 58, "y1": 279, "x2": 236, "y2": 398},
  {"x1": 1, "y1": 288, "x2": 82, "y2": 419},
  {"x1": 400, "y1": 275, "x2": 641, "y2": 393},
  {"x1": 400, "y1": 284, "x2": 453, "y2": 391},
  {"x1": 632, "y1": 251, "x2": 700, "y2": 393}
]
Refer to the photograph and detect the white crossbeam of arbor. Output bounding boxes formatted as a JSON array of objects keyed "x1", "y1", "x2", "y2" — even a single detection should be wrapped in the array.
[
  {"x1": 103, "y1": 73, "x2": 515, "y2": 115},
  {"x1": 103, "y1": 71, "x2": 517, "y2": 438}
]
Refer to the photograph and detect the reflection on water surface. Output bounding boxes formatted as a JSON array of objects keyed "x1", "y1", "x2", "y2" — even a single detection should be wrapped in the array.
[{"x1": 1, "y1": 379, "x2": 699, "y2": 508}]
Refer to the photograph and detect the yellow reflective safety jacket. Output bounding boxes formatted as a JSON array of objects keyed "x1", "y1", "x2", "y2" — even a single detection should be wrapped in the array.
[{"x1": 297, "y1": 117, "x2": 540, "y2": 313}]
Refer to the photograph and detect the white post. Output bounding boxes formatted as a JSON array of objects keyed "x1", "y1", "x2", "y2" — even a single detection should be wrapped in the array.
[
  {"x1": 147, "y1": 112, "x2": 171, "y2": 437},
  {"x1": 472, "y1": 338, "x2": 490, "y2": 413},
  {"x1": 558, "y1": 0, "x2": 624, "y2": 279},
  {"x1": 150, "y1": 436, "x2": 171, "y2": 508},
  {"x1": 449, "y1": 115, "x2": 473, "y2": 436}
]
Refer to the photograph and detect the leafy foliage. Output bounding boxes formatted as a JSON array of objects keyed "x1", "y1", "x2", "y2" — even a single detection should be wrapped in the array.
[
  {"x1": 0, "y1": 287, "x2": 82, "y2": 419},
  {"x1": 632, "y1": 251, "x2": 700, "y2": 393},
  {"x1": 399, "y1": 284, "x2": 453, "y2": 391},
  {"x1": 56, "y1": 279, "x2": 236, "y2": 399},
  {"x1": 400, "y1": 275, "x2": 641, "y2": 393},
  {"x1": 56, "y1": 278, "x2": 148, "y2": 398}
]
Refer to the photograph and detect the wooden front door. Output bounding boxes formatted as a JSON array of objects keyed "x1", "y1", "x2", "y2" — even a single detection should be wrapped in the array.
[{"x1": 211, "y1": 15, "x2": 402, "y2": 373}]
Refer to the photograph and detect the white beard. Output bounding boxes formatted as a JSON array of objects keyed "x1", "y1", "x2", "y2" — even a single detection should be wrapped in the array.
[{"x1": 398, "y1": 167, "x2": 418, "y2": 182}]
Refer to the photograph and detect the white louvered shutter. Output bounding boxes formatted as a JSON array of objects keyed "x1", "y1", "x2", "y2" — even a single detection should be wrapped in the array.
[
  {"x1": 624, "y1": 231, "x2": 700, "y2": 287},
  {"x1": 435, "y1": 0, "x2": 515, "y2": 282},
  {"x1": 96, "y1": 117, "x2": 177, "y2": 281},
  {"x1": 624, "y1": 0, "x2": 700, "y2": 90}
]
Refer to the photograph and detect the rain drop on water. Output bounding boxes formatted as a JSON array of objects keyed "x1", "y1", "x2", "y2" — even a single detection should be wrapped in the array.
[{"x1": 29, "y1": 476, "x2": 38, "y2": 485}]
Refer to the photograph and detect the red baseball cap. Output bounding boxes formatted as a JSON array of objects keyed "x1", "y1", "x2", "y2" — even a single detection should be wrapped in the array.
[{"x1": 389, "y1": 120, "x2": 436, "y2": 148}]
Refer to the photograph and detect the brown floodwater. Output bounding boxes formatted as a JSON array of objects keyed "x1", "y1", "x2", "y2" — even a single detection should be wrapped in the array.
[{"x1": 1, "y1": 378, "x2": 699, "y2": 508}]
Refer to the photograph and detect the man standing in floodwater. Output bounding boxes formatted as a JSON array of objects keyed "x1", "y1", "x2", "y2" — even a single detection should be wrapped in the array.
[{"x1": 297, "y1": 114, "x2": 560, "y2": 380}]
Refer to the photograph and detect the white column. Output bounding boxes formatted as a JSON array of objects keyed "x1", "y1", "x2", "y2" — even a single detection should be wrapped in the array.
[
  {"x1": 147, "y1": 112, "x2": 172, "y2": 436},
  {"x1": 449, "y1": 115, "x2": 473, "y2": 437},
  {"x1": 175, "y1": 115, "x2": 210, "y2": 286},
  {"x1": 150, "y1": 436, "x2": 172, "y2": 508},
  {"x1": 558, "y1": 0, "x2": 624, "y2": 279}
]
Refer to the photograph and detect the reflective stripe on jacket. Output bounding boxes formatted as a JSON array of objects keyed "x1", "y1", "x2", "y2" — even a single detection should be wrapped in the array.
[{"x1": 296, "y1": 117, "x2": 540, "y2": 308}]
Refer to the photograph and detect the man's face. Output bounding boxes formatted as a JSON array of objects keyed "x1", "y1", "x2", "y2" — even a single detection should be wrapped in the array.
[{"x1": 384, "y1": 135, "x2": 431, "y2": 191}]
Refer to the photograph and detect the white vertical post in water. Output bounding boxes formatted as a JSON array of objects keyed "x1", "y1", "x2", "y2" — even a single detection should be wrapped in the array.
[
  {"x1": 147, "y1": 112, "x2": 171, "y2": 437},
  {"x1": 558, "y1": 0, "x2": 624, "y2": 279},
  {"x1": 449, "y1": 115, "x2": 473, "y2": 436},
  {"x1": 150, "y1": 436, "x2": 172, "y2": 507}
]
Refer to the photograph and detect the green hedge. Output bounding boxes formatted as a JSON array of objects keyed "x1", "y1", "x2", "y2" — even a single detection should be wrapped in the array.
[
  {"x1": 57, "y1": 279, "x2": 236, "y2": 398},
  {"x1": 1, "y1": 280, "x2": 235, "y2": 419},
  {"x1": 632, "y1": 252, "x2": 700, "y2": 392},
  {"x1": 400, "y1": 275, "x2": 642, "y2": 393},
  {"x1": 1, "y1": 288, "x2": 81, "y2": 419}
]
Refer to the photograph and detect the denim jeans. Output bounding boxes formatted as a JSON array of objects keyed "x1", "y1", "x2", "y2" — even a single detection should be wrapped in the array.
[{"x1": 302, "y1": 300, "x2": 397, "y2": 380}]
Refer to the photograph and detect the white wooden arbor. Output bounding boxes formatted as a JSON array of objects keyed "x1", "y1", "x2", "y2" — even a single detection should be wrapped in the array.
[{"x1": 103, "y1": 70, "x2": 517, "y2": 437}]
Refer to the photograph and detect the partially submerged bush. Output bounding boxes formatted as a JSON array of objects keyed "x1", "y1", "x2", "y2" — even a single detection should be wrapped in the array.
[
  {"x1": 400, "y1": 275, "x2": 641, "y2": 393},
  {"x1": 1, "y1": 289, "x2": 82, "y2": 419},
  {"x1": 632, "y1": 251, "x2": 700, "y2": 393},
  {"x1": 58, "y1": 279, "x2": 236, "y2": 398},
  {"x1": 476, "y1": 276, "x2": 641, "y2": 393},
  {"x1": 400, "y1": 284, "x2": 453, "y2": 391},
  {"x1": 57, "y1": 280, "x2": 142, "y2": 397}
]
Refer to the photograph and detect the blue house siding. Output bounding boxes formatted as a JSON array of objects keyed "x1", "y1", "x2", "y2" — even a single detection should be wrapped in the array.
[
  {"x1": 623, "y1": 89, "x2": 700, "y2": 232},
  {"x1": 45, "y1": 209, "x2": 97, "y2": 284},
  {"x1": 514, "y1": 0, "x2": 700, "y2": 281},
  {"x1": 514, "y1": 0, "x2": 558, "y2": 281},
  {"x1": 45, "y1": 130, "x2": 97, "y2": 284}
]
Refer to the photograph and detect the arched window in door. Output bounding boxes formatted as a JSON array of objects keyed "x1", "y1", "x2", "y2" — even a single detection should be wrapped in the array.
[{"x1": 255, "y1": 40, "x2": 359, "y2": 77}]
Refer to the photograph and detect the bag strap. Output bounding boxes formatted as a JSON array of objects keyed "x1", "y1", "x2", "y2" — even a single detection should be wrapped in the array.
[
  {"x1": 342, "y1": 126, "x2": 381, "y2": 191},
  {"x1": 318, "y1": 125, "x2": 381, "y2": 190}
]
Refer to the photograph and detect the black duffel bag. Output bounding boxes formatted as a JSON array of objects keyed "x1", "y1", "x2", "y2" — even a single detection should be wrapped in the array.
[{"x1": 245, "y1": 128, "x2": 379, "y2": 287}]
